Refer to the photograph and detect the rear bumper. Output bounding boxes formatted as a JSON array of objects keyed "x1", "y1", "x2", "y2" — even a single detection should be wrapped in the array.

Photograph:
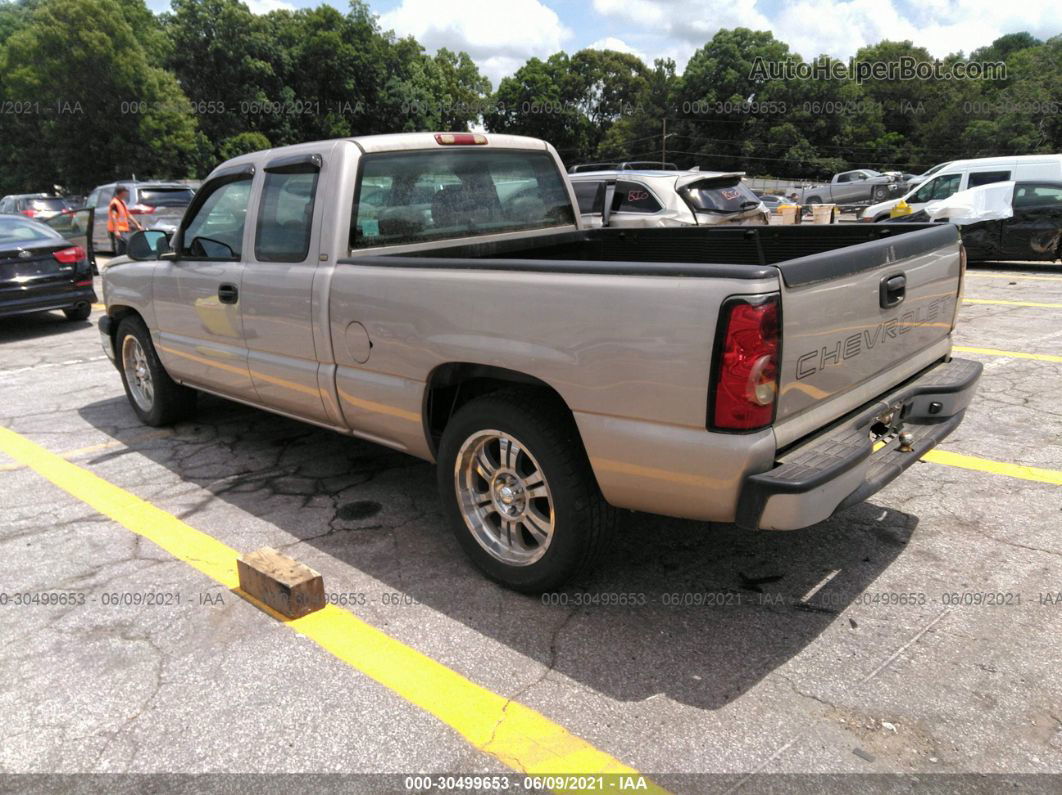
[
  {"x1": 0, "y1": 285, "x2": 96, "y2": 319},
  {"x1": 736, "y1": 357, "x2": 982, "y2": 531}
]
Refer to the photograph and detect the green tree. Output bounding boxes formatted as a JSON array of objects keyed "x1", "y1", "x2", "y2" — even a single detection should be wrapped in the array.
[
  {"x1": 0, "y1": 0, "x2": 200, "y2": 193},
  {"x1": 486, "y1": 48, "x2": 649, "y2": 164},
  {"x1": 219, "y1": 130, "x2": 270, "y2": 160},
  {"x1": 162, "y1": 0, "x2": 284, "y2": 147}
]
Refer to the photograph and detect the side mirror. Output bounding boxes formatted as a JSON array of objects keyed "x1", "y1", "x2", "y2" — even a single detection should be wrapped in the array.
[{"x1": 126, "y1": 230, "x2": 171, "y2": 260}]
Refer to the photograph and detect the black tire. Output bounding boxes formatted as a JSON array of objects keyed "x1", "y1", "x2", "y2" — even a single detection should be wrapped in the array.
[
  {"x1": 115, "y1": 316, "x2": 197, "y2": 426},
  {"x1": 436, "y1": 390, "x2": 615, "y2": 592},
  {"x1": 63, "y1": 303, "x2": 91, "y2": 321},
  {"x1": 805, "y1": 195, "x2": 822, "y2": 205}
]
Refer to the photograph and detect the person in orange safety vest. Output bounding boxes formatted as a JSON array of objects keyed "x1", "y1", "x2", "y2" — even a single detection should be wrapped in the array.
[{"x1": 107, "y1": 186, "x2": 144, "y2": 255}]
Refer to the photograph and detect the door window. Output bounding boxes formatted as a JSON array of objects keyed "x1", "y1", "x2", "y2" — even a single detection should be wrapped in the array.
[
  {"x1": 254, "y1": 168, "x2": 320, "y2": 262},
  {"x1": 910, "y1": 174, "x2": 961, "y2": 203},
  {"x1": 180, "y1": 178, "x2": 252, "y2": 260},
  {"x1": 967, "y1": 170, "x2": 1010, "y2": 188},
  {"x1": 613, "y1": 182, "x2": 661, "y2": 213},
  {"x1": 1013, "y1": 183, "x2": 1062, "y2": 208},
  {"x1": 573, "y1": 181, "x2": 603, "y2": 214}
]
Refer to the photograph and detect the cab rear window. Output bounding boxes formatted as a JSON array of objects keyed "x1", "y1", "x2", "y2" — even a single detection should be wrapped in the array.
[
  {"x1": 351, "y1": 150, "x2": 575, "y2": 249},
  {"x1": 682, "y1": 178, "x2": 761, "y2": 213}
]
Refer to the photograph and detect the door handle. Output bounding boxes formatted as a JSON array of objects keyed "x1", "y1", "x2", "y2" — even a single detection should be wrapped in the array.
[
  {"x1": 218, "y1": 283, "x2": 239, "y2": 304},
  {"x1": 880, "y1": 273, "x2": 905, "y2": 308}
]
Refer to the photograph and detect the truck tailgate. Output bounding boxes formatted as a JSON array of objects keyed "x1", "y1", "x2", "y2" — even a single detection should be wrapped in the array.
[{"x1": 773, "y1": 224, "x2": 962, "y2": 442}]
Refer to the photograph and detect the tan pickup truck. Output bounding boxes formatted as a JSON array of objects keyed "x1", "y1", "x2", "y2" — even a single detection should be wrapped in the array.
[{"x1": 98, "y1": 132, "x2": 981, "y2": 591}]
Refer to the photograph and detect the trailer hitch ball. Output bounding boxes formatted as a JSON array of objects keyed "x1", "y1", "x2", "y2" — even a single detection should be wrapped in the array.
[{"x1": 898, "y1": 431, "x2": 914, "y2": 453}]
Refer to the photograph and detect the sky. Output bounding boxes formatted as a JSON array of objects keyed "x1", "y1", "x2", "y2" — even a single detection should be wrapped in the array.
[{"x1": 148, "y1": 0, "x2": 1062, "y2": 87}]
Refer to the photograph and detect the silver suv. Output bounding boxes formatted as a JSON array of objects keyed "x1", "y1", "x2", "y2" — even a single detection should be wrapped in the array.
[
  {"x1": 85, "y1": 181, "x2": 197, "y2": 254},
  {"x1": 569, "y1": 169, "x2": 768, "y2": 228}
]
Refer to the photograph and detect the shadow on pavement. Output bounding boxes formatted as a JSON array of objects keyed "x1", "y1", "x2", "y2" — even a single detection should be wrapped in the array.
[
  {"x1": 0, "y1": 312, "x2": 92, "y2": 343},
  {"x1": 79, "y1": 393, "x2": 916, "y2": 710}
]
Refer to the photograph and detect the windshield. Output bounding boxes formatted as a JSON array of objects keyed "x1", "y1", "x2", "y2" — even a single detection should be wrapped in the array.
[
  {"x1": 921, "y1": 162, "x2": 952, "y2": 179},
  {"x1": 138, "y1": 187, "x2": 195, "y2": 207},
  {"x1": 682, "y1": 178, "x2": 762, "y2": 213},
  {"x1": 352, "y1": 149, "x2": 575, "y2": 248},
  {"x1": 0, "y1": 216, "x2": 63, "y2": 246}
]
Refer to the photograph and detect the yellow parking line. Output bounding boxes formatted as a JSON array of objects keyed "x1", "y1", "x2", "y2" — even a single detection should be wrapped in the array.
[
  {"x1": 967, "y1": 273, "x2": 1062, "y2": 282},
  {"x1": 921, "y1": 450, "x2": 1062, "y2": 485},
  {"x1": 0, "y1": 429, "x2": 173, "y2": 473},
  {"x1": 0, "y1": 426, "x2": 659, "y2": 788},
  {"x1": 954, "y1": 346, "x2": 1062, "y2": 363},
  {"x1": 964, "y1": 298, "x2": 1062, "y2": 309}
]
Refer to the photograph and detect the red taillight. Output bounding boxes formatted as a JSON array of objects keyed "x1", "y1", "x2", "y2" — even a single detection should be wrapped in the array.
[
  {"x1": 434, "y1": 133, "x2": 487, "y2": 145},
  {"x1": 711, "y1": 295, "x2": 781, "y2": 431},
  {"x1": 20, "y1": 209, "x2": 36, "y2": 217},
  {"x1": 53, "y1": 246, "x2": 86, "y2": 264},
  {"x1": 128, "y1": 204, "x2": 155, "y2": 215}
]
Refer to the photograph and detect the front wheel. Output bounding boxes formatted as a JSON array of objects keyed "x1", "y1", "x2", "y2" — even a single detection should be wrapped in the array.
[
  {"x1": 116, "y1": 316, "x2": 197, "y2": 426},
  {"x1": 873, "y1": 186, "x2": 888, "y2": 200},
  {"x1": 436, "y1": 391, "x2": 615, "y2": 592}
]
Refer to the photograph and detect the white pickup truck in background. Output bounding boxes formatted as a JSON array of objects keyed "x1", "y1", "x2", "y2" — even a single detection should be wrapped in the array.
[{"x1": 98, "y1": 132, "x2": 981, "y2": 591}]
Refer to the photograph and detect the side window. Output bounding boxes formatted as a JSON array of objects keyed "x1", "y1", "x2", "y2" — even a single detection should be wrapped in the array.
[
  {"x1": 180, "y1": 178, "x2": 252, "y2": 260},
  {"x1": 911, "y1": 174, "x2": 961, "y2": 203},
  {"x1": 96, "y1": 189, "x2": 111, "y2": 208},
  {"x1": 836, "y1": 172, "x2": 852, "y2": 183},
  {"x1": 254, "y1": 166, "x2": 320, "y2": 262},
  {"x1": 613, "y1": 181, "x2": 661, "y2": 213},
  {"x1": 573, "y1": 181, "x2": 603, "y2": 213},
  {"x1": 1013, "y1": 184, "x2": 1062, "y2": 207},
  {"x1": 85, "y1": 190, "x2": 98, "y2": 210},
  {"x1": 967, "y1": 170, "x2": 1010, "y2": 188}
]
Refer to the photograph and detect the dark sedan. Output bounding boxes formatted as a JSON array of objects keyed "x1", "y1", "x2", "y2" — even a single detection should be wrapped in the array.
[{"x1": 0, "y1": 214, "x2": 96, "y2": 321}]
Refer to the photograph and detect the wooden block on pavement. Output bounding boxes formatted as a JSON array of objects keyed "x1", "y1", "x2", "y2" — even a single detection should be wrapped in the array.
[{"x1": 237, "y1": 546, "x2": 325, "y2": 619}]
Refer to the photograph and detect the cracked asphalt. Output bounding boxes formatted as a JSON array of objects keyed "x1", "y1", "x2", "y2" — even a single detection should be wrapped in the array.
[{"x1": 0, "y1": 262, "x2": 1060, "y2": 788}]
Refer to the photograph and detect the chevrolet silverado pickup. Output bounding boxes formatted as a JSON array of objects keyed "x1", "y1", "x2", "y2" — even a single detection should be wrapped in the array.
[{"x1": 98, "y1": 132, "x2": 981, "y2": 591}]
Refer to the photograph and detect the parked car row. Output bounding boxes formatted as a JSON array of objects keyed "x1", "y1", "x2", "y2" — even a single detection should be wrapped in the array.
[{"x1": 863, "y1": 154, "x2": 1062, "y2": 222}]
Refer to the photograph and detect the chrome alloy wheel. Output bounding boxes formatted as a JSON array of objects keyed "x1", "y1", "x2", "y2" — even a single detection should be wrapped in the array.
[
  {"x1": 454, "y1": 429, "x2": 555, "y2": 566},
  {"x1": 121, "y1": 334, "x2": 154, "y2": 412}
]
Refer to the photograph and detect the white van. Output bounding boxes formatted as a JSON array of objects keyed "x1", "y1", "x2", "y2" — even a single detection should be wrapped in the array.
[{"x1": 863, "y1": 154, "x2": 1062, "y2": 222}]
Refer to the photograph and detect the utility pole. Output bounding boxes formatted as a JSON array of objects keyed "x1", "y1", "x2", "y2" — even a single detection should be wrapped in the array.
[{"x1": 661, "y1": 118, "x2": 667, "y2": 167}]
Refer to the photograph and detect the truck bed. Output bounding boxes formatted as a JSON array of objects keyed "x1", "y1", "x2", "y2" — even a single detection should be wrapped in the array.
[{"x1": 344, "y1": 223, "x2": 957, "y2": 288}]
